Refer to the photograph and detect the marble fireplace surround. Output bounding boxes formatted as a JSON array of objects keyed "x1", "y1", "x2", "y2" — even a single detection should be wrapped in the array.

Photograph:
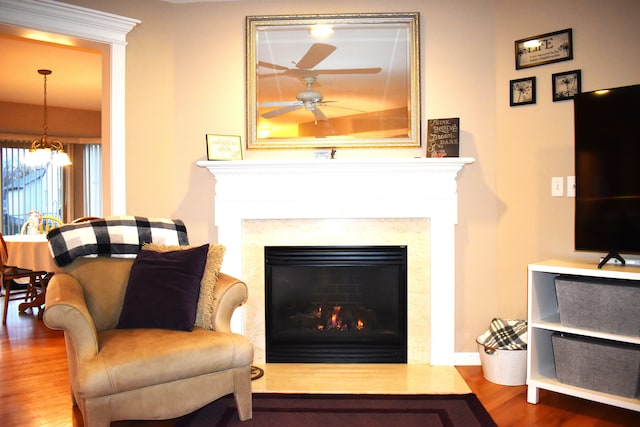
[{"x1": 197, "y1": 157, "x2": 473, "y2": 365}]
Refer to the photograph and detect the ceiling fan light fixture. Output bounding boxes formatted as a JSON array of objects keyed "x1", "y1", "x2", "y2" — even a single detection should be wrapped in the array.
[
  {"x1": 298, "y1": 76, "x2": 323, "y2": 104},
  {"x1": 298, "y1": 90, "x2": 322, "y2": 104},
  {"x1": 24, "y1": 69, "x2": 72, "y2": 167},
  {"x1": 309, "y1": 25, "x2": 333, "y2": 38},
  {"x1": 258, "y1": 128, "x2": 272, "y2": 138}
]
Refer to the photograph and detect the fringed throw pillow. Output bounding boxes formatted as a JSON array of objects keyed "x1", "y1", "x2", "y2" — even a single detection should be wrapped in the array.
[{"x1": 142, "y1": 242, "x2": 225, "y2": 330}]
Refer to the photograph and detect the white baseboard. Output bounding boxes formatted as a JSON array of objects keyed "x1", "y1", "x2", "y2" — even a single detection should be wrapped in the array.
[{"x1": 454, "y1": 351, "x2": 481, "y2": 366}]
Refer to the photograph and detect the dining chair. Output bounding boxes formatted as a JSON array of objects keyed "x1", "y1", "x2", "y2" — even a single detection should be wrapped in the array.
[
  {"x1": 70, "y1": 216, "x2": 101, "y2": 224},
  {"x1": 0, "y1": 233, "x2": 50, "y2": 325},
  {"x1": 19, "y1": 215, "x2": 64, "y2": 235}
]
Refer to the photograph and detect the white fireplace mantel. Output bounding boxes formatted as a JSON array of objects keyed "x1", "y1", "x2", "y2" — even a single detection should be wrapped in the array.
[{"x1": 197, "y1": 157, "x2": 474, "y2": 365}]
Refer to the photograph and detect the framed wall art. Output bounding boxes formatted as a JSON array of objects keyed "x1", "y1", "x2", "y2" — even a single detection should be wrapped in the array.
[
  {"x1": 246, "y1": 13, "x2": 421, "y2": 149},
  {"x1": 552, "y1": 69, "x2": 581, "y2": 101},
  {"x1": 510, "y1": 77, "x2": 536, "y2": 106},
  {"x1": 206, "y1": 134, "x2": 243, "y2": 160},
  {"x1": 515, "y1": 28, "x2": 573, "y2": 70}
]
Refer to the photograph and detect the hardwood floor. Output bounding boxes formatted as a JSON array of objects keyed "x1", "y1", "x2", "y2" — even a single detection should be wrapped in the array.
[
  {"x1": 456, "y1": 365, "x2": 639, "y2": 426},
  {"x1": 1, "y1": 300, "x2": 639, "y2": 426}
]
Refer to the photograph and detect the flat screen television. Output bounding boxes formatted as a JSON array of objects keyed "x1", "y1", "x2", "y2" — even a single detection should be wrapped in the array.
[{"x1": 574, "y1": 83, "x2": 640, "y2": 268}]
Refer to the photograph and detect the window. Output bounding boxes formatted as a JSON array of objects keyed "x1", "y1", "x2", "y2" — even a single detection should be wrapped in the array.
[
  {"x1": 0, "y1": 142, "x2": 101, "y2": 235},
  {"x1": 83, "y1": 144, "x2": 102, "y2": 216}
]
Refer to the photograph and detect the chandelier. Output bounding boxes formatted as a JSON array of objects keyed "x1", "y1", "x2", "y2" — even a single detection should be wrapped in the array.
[{"x1": 23, "y1": 69, "x2": 72, "y2": 167}]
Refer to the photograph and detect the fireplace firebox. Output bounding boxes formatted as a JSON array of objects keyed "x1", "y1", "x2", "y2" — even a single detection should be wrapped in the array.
[{"x1": 265, "y1": 246, "x2": 408, "y2": 363}]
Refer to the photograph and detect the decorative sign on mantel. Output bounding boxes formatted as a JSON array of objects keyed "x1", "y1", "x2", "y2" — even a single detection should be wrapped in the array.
[
  {"x1": 206, "y1": 134, "x2": 243, "y2": 160},
  {"x1": 426, "y1": 118, "x2": 459, "y2": 158}
]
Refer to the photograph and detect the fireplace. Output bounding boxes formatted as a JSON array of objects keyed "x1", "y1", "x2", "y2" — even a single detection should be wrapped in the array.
[
  {"x1": 197, "y1": 157, "x2": 473, "y2": 365},
  {"x1": 265, "y1": 246, "x2": 407, "y2": 363}
]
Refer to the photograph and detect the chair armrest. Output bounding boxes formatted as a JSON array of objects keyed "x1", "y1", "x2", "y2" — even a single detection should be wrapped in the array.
[
  {"x1": 44, "y1": 273, "x2": 99, "y2": 361},
  {"x1": 211, "y1": 272, "x2": 248, "y2": 333}
]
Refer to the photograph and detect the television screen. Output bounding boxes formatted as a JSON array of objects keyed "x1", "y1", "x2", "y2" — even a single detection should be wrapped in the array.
[{"x1": 574, "y1": 84, "x2": 640, "y2": 265}]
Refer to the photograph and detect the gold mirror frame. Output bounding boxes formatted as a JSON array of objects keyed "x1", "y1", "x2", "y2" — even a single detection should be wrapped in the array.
[{"x1": 246, "y1": 13, "x2": 421, "y2": 149}]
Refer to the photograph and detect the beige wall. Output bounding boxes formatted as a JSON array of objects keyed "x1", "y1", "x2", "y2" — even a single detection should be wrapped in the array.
[
  {"x1": 493, "y1": 0, "x2": 640, "y2": 326},
  {"x1": 59, "y1": 0, "x2": 640, "y2": 354}
]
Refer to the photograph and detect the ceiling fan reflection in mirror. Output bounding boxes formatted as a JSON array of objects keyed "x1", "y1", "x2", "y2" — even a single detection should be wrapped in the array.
[
  {"x1": 258, "y1": 42, "x2": 383, "y2": 123},
  {"x1": 260, "y1": 76, "x2": 330, "y2": 122},
  {"x1": 258, "y1": 42, "x2": 382, "y2": 79}
]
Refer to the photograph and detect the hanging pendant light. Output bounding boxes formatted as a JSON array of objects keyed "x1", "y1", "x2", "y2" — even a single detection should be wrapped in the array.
[{"x1": 23, "y1": 69, "x2": 72, "y2": 167}]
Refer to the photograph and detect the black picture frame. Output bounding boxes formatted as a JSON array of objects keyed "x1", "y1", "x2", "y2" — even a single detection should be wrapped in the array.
[
  {"x1": 515, "y1": 28, "x2": 573, "y2": 70},
  {"x1": 510, "y1": 77, "x2": 536, "y2": 106},
  {"x1": 552, "y1": 69, "x2": 581, "y2": 101}
]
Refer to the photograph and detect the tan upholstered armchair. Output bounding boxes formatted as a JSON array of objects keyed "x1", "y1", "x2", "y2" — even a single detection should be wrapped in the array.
[{"x1": 43, "y1": 257, "x2": 253, "y2": 427}]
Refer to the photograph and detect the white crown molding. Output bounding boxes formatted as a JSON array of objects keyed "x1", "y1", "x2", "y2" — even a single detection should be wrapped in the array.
[{"x1": 0, "y1": 0, "x2": 139, "y2": 45}]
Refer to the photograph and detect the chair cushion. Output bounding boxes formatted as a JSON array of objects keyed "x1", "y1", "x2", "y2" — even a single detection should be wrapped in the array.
[
  {"x1": 116, "y1": 244, "x2": 209, "y2": 331},
  {"x1": 142, "y1": 243, "x2": 225, "y2": 330},
  {"x1": 80, "y1": 328, "x2": 254, "y2": 397}
]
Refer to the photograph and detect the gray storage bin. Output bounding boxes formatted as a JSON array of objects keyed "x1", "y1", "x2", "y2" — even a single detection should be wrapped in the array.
[
  {"x1": 552, "y1": 333, "x2": 640, "y2": 398},
  {"x1": 554, "y1": 275, "x2": 640, "y2": 336}
]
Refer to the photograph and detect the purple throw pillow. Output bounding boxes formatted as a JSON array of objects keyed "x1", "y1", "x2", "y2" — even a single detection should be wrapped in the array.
[{"x1": 117, "y1": 244, "x2": 209, "y2": 331}]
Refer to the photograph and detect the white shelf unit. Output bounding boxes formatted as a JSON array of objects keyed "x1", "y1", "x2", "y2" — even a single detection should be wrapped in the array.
[{"x1": 527, "y1": 259, "x2": 640, "y2": 412}]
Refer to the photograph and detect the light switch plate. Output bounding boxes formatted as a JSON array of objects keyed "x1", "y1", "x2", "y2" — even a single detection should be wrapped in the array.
[
  {"x1": 552, "y1": 177, "x2": 564, "y2": 197},
  {"x1": 567, "y1": 176, "x2": 576, "y2": 197}
]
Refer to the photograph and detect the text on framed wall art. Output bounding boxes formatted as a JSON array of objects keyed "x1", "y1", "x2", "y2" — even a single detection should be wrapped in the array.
[{"x1": 515, "y1": 28, "x2": 573, "y2": 69}]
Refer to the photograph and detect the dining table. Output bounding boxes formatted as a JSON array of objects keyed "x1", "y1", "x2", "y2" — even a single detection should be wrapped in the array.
[{"x1": 3, "y1": 234, "x2": 60, "y2": 317}]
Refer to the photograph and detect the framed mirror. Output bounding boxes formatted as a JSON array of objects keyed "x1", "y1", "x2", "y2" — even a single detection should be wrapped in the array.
[{"x1": 246, "y1": 13, "x2": 421, "y2": 149}]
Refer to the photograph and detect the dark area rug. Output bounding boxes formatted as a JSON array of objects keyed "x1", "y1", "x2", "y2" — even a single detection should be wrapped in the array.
[{"x1": 175, "y1": 393, "x2": 497, "y2": 427}]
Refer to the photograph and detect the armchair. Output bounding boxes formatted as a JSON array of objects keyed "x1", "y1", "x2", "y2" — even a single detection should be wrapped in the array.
[{"x1": 43, "y1": 257, "x2": 253, "y2": 427}]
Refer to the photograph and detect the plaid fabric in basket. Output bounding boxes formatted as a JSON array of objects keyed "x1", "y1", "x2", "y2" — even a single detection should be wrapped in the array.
[
  {"x1": 47, "y1": 216, "x2": 189, "y2": 267},
  {"x1": 478, "y1": 318, "x2": 528, "y2": 353}
]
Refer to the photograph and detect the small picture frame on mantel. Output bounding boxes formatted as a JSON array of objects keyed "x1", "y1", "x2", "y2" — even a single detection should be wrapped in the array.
[
  {"x1": 426, "y1": 118, "x2": 460, "y2": 158},
  {"x1": 206, "y1": 134, "x2": 243, "y2": 160}
]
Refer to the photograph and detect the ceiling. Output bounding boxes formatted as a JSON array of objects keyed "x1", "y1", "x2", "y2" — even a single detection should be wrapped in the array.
[{"x1": 0, "y1": 31, "x2": 102, "y2": 111}]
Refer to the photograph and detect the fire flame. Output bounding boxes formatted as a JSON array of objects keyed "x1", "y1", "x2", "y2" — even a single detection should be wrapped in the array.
[
  {"x1": 328, "y1": 305, "x2": 341, "y2": 329},
  {"x1": 314, "y1": 305, "x2": 366, "y2": 332}
]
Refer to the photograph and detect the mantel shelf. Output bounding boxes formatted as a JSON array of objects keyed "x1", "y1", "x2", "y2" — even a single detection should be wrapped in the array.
[{"x1": 197, "y1": 157, "x2": 475, "y2": 174}]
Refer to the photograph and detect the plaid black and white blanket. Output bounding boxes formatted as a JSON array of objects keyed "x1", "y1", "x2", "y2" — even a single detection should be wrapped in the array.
[
  {"x1": 477, "y1": 318, "x2": 528, "y2": 353},
  {"x1": 47, "y1": 216, "x2": 189, "y2": 267}
]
